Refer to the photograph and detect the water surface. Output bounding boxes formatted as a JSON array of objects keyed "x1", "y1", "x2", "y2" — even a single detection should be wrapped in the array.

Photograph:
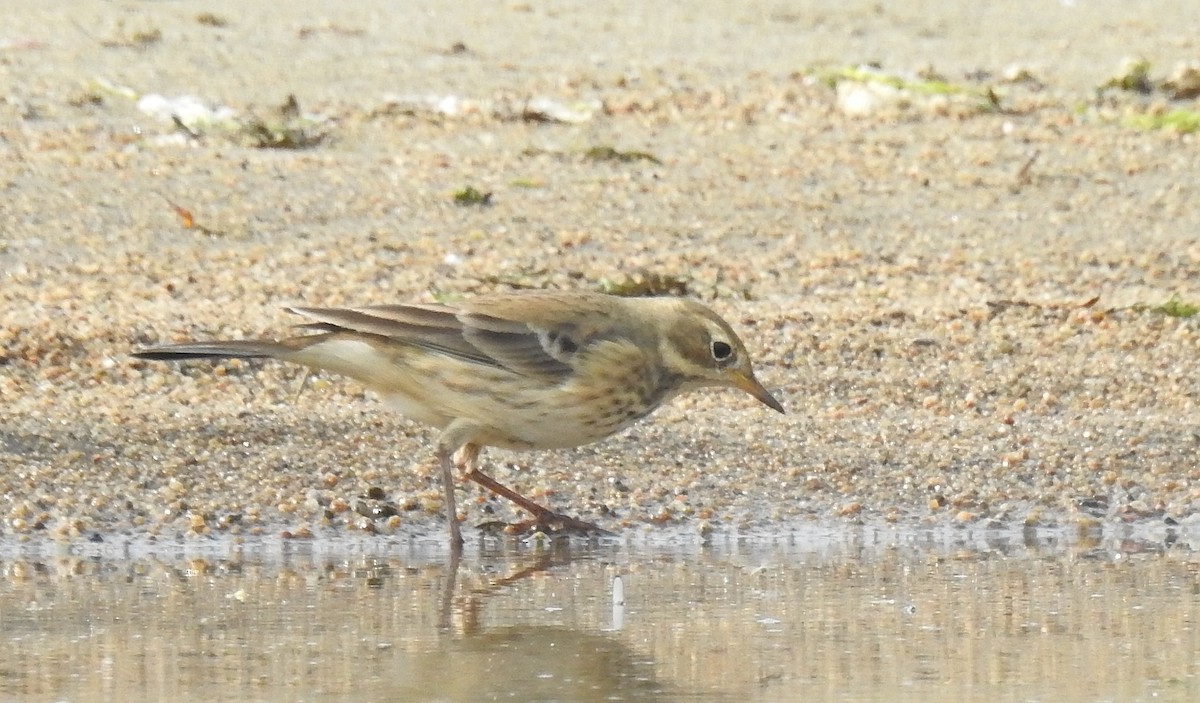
[{"x1": 1, "y1": 527, "x2": 1196, "y2": 702}]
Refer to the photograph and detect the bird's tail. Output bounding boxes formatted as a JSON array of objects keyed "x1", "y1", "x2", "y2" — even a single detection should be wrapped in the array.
[{"x1": 132, "y1": 340, "x2": 291, "y2": 361}]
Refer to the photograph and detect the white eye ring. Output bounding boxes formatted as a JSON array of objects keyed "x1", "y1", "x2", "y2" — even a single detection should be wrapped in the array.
[{"x1": 711, "y1": 340, "x2": 733, "y2": 361}]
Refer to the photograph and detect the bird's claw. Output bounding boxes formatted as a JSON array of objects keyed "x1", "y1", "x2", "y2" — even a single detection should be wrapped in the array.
[{"x1": 477, "y1": 511, "x2": 612, "y2": 538}]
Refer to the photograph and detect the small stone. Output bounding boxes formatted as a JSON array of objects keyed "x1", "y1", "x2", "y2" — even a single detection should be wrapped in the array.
[
  {"x1": 1163, "y1": 60, "x2": 1200, "y2": 99},
  {"x1": 1001, "y1": 63, "x2": 1038, "y2": 84}
]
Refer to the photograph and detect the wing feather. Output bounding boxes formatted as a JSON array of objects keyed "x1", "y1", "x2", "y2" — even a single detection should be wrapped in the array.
[{"x1": 285, "y1": 294, "x2": 623, "y2": 380}]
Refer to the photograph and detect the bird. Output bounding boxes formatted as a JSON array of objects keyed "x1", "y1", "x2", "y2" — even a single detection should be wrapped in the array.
[{"x1": 132, "y1": 290, "x2": 784, "y2": 547}]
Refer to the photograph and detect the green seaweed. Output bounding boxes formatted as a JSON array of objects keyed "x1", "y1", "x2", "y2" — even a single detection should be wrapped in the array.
[
  {"x1": 812, "y1": 64, "x2": 1001, "y2": 113},
  {"x1": 240, "y1": 121, "x2": 325, "y2": 149},
  {"x1": 599, "y1": 272, "x2": 690, "y2": 297},
  {"x1": 1154, "y1": 297, "x2": 1199, "y2": 318},
  {"x1": 196, "y1": 13, "x2": 229, "y2": 27},
  {"x1": 239, "y1": 95, "x2": 329, "y2": 149},
  {"x1": 584, "y1": 146, "x2": 661, "y2": 165},
  {"x1": 1122, "y1": 108, "x2": 1200, "y2": 134},
  {"x1": 1100, "y1": 58, "x2": 1154, "y2": 94},
  {"x1": 815, "y1": 65, "x2": 968, "y2": 95},
  {"x1": 453, "y1": 186, "x2": 493, "y2": 206},
  {"x1": 101, "y1": 23, "x2": 162, "y2": 49}
]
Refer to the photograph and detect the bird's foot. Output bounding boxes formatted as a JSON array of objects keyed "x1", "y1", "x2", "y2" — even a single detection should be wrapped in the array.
[{"x1": 477, "y1": 510, "x2": 613, "y2": 538}]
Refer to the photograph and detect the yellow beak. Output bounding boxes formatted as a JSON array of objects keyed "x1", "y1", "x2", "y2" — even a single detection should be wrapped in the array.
[{"x1": 731, "y1": 371, "x2": 785, "y2": 414}]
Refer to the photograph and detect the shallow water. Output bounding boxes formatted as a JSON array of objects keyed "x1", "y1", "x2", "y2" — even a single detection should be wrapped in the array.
[{"x1": 1, "y1": 527, "x2": 1197, "y2": 702}]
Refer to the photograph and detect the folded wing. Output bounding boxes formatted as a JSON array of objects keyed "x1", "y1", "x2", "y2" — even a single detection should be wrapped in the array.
[{"x1": 288, "y1": 297, "x2": 594, "y2": 381}]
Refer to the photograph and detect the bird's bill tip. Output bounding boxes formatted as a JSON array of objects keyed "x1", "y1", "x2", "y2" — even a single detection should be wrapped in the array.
[{"x1": 732, "y1": 372, "x2": 785, "y2": 414}]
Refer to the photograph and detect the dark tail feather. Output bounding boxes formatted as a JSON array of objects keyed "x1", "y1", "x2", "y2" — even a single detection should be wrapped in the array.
[{"x1": 132, "y1": 340, "x2": 289, "y2": 361}]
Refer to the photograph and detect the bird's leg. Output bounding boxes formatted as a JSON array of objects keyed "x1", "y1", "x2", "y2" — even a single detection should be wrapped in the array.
[
  {"x1": 437, "y1": 543, "x2": 463, "y2": 632},
  {"x1": 437, "y1": 445, "x2": 463, "y2": 549},
  {"x1": 464, "y1": 467, "x2": 611, "y2": 537},
  {"x1": 448, "y1": 440, "x2": 609, "y2": 537}
]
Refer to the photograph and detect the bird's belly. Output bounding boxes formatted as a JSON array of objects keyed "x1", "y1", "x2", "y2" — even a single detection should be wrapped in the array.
[
  {"x1": 507, "y1": 414, "x2": 631, "y2": 449},
  {"x1": 382, "y1": 387, "x2": 636, "y2": 449},
  {"x1": 380, "y1": 392, "x2": 452, "y2": 429},
  {"x1": 351, "y1": 344, "x2": 666, "y2": 451},
  {"x1": 487, "y1": 391, "x2": 660, "y2": 450}
]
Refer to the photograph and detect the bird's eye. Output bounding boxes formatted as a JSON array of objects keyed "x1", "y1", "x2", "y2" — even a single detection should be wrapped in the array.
[{"x1": 711, "y1": 340, "x2": 734, "y2": 362}]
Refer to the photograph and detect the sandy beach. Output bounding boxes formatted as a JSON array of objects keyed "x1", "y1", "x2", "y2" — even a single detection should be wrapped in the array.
[{"x1": 2, "y1": 0, "x2": 1199, "y2": 544}]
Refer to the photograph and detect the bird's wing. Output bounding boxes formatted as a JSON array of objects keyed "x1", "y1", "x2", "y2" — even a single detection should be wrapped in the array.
[{"x1": 287, "y1": 294, "x2": 621, "y2": 381}]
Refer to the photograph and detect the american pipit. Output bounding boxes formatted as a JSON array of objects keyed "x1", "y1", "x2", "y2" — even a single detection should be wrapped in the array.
[{"x1": 133, "y1": 290, "x2": 784, "y2": 546}]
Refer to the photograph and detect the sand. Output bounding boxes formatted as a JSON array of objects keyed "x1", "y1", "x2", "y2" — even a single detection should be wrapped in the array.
[{"x1": 2, "y1": 0, "x2": 1198, "y2": 544}]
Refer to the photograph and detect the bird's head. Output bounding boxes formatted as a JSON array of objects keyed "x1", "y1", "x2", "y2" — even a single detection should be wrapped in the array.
[{"x1": 658, "y1": 299, "x2": 784, "y2": 413}]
